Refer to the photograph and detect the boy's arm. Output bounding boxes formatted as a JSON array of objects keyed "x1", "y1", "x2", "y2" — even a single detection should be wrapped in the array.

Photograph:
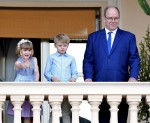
[
  {"x1": 70, "y1": 57, "x2": 78, "y2": 81},
  {"x1": 44, "y1": 56, "x2": 53, "y2": 81}
]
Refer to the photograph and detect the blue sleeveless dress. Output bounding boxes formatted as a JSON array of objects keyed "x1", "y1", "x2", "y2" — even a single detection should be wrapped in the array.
[{"x1": 7, "y1": 57, "x2": 35, "y2": 117}]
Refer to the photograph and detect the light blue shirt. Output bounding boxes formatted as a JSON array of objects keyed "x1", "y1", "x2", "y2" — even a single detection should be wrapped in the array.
[{"x1": 44, "y1": 52, "x2": 78, "y2": 82}]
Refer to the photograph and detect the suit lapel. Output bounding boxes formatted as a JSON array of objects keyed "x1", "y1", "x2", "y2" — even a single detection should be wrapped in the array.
[
  {"x1": 110, "y1": 28, "x2": 122, "y2": 56},
  {"x1": 100, "y1": 29, "x2": 108, "y2": 55}
]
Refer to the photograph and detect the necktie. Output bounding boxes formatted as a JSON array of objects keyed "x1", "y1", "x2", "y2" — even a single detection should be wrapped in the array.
[{"x1": 107, "y1": 32, "x2": 112, "y2": 54}]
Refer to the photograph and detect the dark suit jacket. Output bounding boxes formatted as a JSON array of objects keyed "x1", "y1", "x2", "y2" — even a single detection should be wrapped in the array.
[{"x1": 83, "y1": 28, "x2": 140, "y2": 81}]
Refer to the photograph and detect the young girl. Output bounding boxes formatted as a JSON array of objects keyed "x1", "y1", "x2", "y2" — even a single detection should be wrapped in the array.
[{"x1": 7, "y1": 39, "x2": 39, "y2": 123}]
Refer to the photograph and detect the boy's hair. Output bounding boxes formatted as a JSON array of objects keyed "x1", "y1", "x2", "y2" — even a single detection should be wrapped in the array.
[
  {"x1": 16, "y1": 39, "x2": 34, "y2": 56},
  {"x1": 54, "y1": 33, "x2": 70, "y2": 44}
]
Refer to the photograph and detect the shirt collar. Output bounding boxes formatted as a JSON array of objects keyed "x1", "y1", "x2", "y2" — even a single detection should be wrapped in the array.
[
  {"x1": 56, "y1": 52, "x2": 68, "y2": 57},
  {"x1": 105, "y1": 27, "x2": 118, "y2": 35}
]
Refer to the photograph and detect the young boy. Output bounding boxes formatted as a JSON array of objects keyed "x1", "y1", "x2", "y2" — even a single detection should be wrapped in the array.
[
  {"x1": 44, "y1": 33, "x2": 78, "y2": 82},
  {"x1": 44, "y1": 33, "x2": 78, "y2": 123}
]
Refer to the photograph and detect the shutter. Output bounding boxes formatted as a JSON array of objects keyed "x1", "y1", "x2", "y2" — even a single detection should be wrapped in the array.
[{"x1": 0, "y1": 8, "x2": 95, "y2": 39}]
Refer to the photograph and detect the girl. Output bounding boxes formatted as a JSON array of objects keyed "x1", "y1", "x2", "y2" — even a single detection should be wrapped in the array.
[{"x1": 7, "y1": 39, "x2": 39, "y2": 123}]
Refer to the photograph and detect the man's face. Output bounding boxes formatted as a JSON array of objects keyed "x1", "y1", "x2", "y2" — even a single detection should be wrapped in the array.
[{"x1": 104, "y1": 7, "x2": 120, "y2": 31}]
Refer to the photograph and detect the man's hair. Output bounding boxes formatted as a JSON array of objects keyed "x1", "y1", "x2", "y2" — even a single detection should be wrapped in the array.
[
  {"x1": 104, "y1": 6, "x2": 120, "y2": 17},
  {"x1": 54, "y1": 33, "x2": 70, "y2": 44}
]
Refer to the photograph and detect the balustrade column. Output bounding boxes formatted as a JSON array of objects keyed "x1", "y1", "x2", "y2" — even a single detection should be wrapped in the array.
[
  {"x1": 88, "y1": 95, "x2": 103, "y2": 123},
  {"x1": 30, "y1": 95, "x2": 44, "y2": 123},
  {"x1": 68, "y1": 95, "x2": 83, "y2": 123},
  {"x1": 127, "y1": 95, "x2": 141, "y2": 123},
  {"x1": 0, "y1": 95, "x2": 6, "y2": 123},
  {"x1": 107, "y1": 95, "x2": 122, "y2": 123},
  {"x1": 48, "y1": 95, "x2": 63, "y2": 123},
  {"x1": 11, "y1": 95, "x2": 25, "y2": 123}
]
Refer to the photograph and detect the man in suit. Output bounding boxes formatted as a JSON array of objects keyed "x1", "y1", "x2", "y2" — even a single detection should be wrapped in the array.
[{"x1": 83, "y1": 6, "x2": 140, "y2": 123}]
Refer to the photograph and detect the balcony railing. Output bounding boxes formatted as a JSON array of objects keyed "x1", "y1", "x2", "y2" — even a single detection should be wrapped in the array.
[{"x1": 0, "y1": 82, "x2": 150, "y2": 123}]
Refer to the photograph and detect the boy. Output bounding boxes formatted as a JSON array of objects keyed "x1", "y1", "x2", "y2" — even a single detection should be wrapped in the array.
[
  {"x1": 44, "y1": 33, "x2": 78, "y2": 82},
  {"x1": 44, "y1": 33, "x2": 78, "y2": 123}
]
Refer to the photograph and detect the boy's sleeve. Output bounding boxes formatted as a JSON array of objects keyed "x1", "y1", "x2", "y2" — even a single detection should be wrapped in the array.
[
  {"x1": 44, "y1": 56, "x2": 52, "y2": 81},
  {"x1": 71, "y1": 57, "x2": 78, "y2": 80}
]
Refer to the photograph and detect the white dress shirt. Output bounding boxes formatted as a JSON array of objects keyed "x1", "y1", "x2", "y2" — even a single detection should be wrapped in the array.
[{"x1": 105, "y1": 28, "x2": 118, "y2": 48}]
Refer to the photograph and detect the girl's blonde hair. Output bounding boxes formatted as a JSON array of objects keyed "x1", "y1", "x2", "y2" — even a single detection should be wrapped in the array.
[
  {"x1": 54, "y1": 33, "x2": 70, "y2": 44},
  {"x1": 16, "y1": 39, "x2": 34, "y2": 56}
]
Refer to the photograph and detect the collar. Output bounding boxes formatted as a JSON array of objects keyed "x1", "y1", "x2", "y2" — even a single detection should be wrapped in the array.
[
  {"x1": 19, "y1": 57, "x2": 32, "y2": 61},
  {"x1": 105, "y1": 27, "x2": 118, "y2": 35},
  {"x1": 55, "y1": 52, "x2": 68, "y2": 57}
]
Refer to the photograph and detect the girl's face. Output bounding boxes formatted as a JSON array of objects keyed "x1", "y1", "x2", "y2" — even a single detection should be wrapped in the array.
[
  {"x1": 55, "y1": 42, "x2": 69, "y2": 54},
  {"x1": 20, "y1": 48, "x2": 32, "y2": 61}
]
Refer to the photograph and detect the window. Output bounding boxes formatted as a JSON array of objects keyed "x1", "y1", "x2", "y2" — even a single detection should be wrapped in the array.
[{"x1": 49, "y1": 42, "x2": 86, "y2": 82}]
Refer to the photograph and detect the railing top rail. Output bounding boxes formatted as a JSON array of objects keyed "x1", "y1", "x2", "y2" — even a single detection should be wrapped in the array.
[{"x1": 0, "y1": 82, "x2": 150, "y2": 95}]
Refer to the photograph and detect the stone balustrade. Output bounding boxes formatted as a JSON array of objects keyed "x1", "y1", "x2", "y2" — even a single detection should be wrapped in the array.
[{"x1": 0, "y1": 82, "x2": 150, "y2": 123}]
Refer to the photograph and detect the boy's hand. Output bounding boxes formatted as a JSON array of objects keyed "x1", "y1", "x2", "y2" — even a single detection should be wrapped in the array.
[
  {"x1": 51, "y1": 76, "x2": 61, "y2": 82},
  {"x1": 69, "y1": 77, "x2": 76, "y2": 82}
]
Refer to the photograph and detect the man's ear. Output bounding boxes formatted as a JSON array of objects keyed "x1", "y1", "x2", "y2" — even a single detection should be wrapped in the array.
[{"x1": 103, "y1": 16, "x2": 106, "y2": 23}]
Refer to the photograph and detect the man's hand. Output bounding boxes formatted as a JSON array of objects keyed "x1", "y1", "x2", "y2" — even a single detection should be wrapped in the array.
[
  {"x1": 85, "y1": 79, "x2": 92, "y2": 82},
  {"x1": 128, "y1": 77, "x2": 137, "y2": 82}
]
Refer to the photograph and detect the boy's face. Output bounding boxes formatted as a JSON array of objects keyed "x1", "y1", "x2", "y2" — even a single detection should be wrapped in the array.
[{"x1": 55, "y1": 42, "x2": 69, "y2": 54}]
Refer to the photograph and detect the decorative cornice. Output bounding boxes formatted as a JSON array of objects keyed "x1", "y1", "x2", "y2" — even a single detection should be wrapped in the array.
[{"x1": 0, "y1": 1, "x2": 107, "y2": 7}]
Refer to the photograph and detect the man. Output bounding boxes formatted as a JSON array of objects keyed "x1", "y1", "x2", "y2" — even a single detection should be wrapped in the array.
[{"x1": 83, "y1": 6, "x2": 140, "y2": 123}]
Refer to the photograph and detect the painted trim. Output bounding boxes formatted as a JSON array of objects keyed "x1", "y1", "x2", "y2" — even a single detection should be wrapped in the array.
[{"x1": 0, "y1": 1, "x2": 107, "y2": 7}]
